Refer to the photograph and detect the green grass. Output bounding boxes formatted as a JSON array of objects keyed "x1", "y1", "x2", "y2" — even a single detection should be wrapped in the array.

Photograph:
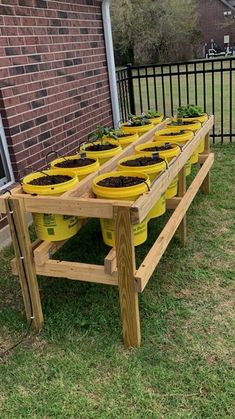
[
  {"x1": 0, "y1": 144, "x2": 234, "y2": 418},
  {"x1": 125, "y1": 59, "x2": 235, "y2": 138}
]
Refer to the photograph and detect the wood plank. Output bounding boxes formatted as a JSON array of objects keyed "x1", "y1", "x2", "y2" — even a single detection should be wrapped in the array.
[
  {"x1": 198, "y1": 154, "x2": 210, "y2": 164},
  {"x1": 115, "y1": 206, "x2": 141, "y2": 348},
  {"x1": 201, "y1": 133, "x2": 211, "y2": 193},
  {"x1": 166, "y1": 197, "x2": 182, "y2": 209},
  {"x1": 131, "y1": 116, "x2": 214, "y2": 224},
  {"x1": 6, "y1": 198, "x2": 43, "y2": 330},
  {"x1": 23, "y1": 195, "x2": 132, "y2": 218},
  {"x1": 33, "y1": 259, "x2": 118, "y2": 286},
  {"x1": 178, "y1": 165, "x2": 187, "y2": 247},
  {"x1": 135, "y1": 153, "x2": 214, "y2": 292},
  {"x1": 104, "y1": 248, "x2": 117, "y2": 275},
  {"x1": 0, "y1": 195, "x2": 6, "y2": 213},
  {"x1": 34, "y1": 239, "x2": 67, "y2": 265}
]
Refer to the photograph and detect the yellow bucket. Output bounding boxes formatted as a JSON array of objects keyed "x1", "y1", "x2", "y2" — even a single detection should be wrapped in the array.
[
  {"x1": 135, "y1": 142, "x2": 180, "y2": 198},
  {"x1": 121, "y1": 122, "x2": 154, "y2": 136},
  {"x1": 179, "y1": 113, "x2": 208, "y2": 153},
  {"x1": 50, "y1": 155, "x2": 100, "y2": 180},
  {"x1": 22, "y1": 169, "x2": 80, "y2": 241},
  {"x1": 106, "y1": 132, "x2": 139, "y2": 149},
  {"x1": 166, "y1": 119, "x2": 201, "y2": 133},
  {"x1": 92, "y1": 171, "x2": 150, "y2": 247},
  {"x1": 81, "y1": 141, "x2": 122, "y2": 165},
  {"x1": 117, "y1": 154, "x2": 166, "y2": 219},
  {"x1": 155, "y1": 128, "x2": 198, "y2": 166},
  {"x1": 148, "y1": 114, "x2": 164, "y2": 125}
]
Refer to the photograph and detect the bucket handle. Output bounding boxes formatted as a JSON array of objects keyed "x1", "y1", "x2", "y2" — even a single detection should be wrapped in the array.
[
  {"x1": 77, "y1": 142, "x2": 87, "y2": 159},
  {"x1": 45, "y1": 150, "x2": 69, "y2": 166}
]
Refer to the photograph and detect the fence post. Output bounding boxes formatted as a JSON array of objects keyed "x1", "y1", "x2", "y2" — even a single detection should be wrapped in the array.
[{"x1": 126, "y1": 63, "x2": 136, "y2": 115}]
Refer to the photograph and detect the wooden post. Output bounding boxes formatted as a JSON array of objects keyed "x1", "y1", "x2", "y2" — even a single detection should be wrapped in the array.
[
  {"x1": 5, "y1": 197, "x2": 43, "y2": 330},
  {"x1": 114, "y1": 206, "x2": 140, "y2": 348},
  {"x1": 178, "y1": 166, "x2": 186, "y2": 246},
  {"x1": 201, "y1": 132, "x2": 211, "y2": 193}
]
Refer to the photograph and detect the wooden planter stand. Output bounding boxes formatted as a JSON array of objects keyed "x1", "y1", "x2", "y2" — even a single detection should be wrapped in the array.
[{"x1": 0, "y1": 117, "x2": 214, "y2": 348}]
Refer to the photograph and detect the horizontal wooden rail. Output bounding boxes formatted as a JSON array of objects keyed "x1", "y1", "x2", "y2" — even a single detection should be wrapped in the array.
[
  {"x1": 135, "y1": 153, "x2": 214, "y2": 292},
  {"x1": 21, "y1": 195, "x2": 132, "y2": 218},
  {"x1": 11, "y1": 258, "x2": 118, "y2": 286}
]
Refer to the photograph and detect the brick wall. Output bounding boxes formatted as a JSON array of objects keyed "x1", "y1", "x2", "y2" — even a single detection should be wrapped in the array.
[
  {"x1": 197, "y1": 0, "x2": 235, "y2": 49},
  {"x1": 0, "y1": 0, "x2": 114, "y2": 231},
  {"x1": 0, "y1": 0, "x2": 112, "y2": 180}
]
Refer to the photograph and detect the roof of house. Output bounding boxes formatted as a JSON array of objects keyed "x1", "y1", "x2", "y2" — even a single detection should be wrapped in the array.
[{"x1": 219, "y1": 0, "x2": 235, "y2": 12}]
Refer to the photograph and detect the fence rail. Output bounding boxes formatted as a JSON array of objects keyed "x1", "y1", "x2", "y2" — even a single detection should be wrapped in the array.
[{"x1": 116, "y1": 57, "x2": 235, "y2": 143}]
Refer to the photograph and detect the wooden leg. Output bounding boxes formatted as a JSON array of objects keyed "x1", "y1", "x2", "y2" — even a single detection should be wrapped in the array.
[
  {"x1": 6, "y1": 197, "x2": 43, "y2": 331},
  {"x1": 114, "y1": 206, "x2": 140, "y2": 349},
  {"x1": 178, "y1": 166, "x2": 186, "y2": 247},
  {"x1": 201, "y1": 133, "x2": 211, "y2": 194}
]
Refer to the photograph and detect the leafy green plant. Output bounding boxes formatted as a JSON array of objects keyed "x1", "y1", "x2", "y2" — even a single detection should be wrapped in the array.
[
  {"x1": 126, "y1": 114, "x2": 150, "y2": 126},
  {"x1": 87, "y1": 125, "x2": 118, "y2": 144},
  {"x1": 145, "y1": 109, "x2": 162, "y2": 118},
  {"x1": 177, "y1": 104, "x2": 203, "y2": 118},
  {"x1": 108, "y1": 129, "x2": 126, "y2": 138}
]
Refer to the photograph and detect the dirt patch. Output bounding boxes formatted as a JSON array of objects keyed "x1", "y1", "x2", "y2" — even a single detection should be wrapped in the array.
[
  {"x1": 120, "y1": 156, "x2": 163, "y2": 167},
  {"x1": 97, "y1": 176, "x2": 146, "y2": 188},
  {"x1": 28, "y1": 175, "x2": 72, "y2": 186},
  {"x1": 85, "y1": 143, "x2": 117, "y2": 151},
  {"x1": 54, "y1": 158, "x2": 96, "y2": 168}
]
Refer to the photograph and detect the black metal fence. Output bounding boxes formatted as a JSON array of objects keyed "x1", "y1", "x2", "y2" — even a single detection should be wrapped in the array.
[{"x1": 116, "y1": 58, "x2": 235, "y2": 143}]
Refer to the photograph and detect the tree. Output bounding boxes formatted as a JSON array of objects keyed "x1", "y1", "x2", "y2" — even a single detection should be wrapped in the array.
[{"x1": 110, "y1": 0, "x2": 202, "y2": 65}]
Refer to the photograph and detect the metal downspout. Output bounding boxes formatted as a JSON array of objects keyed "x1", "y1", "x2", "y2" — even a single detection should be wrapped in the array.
[{"x1": 102, "y1": 0, "x2": 120, "y2": 128}]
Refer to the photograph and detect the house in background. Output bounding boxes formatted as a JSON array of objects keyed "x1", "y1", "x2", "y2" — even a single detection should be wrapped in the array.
[
  {"x1": 0, "y1": 0, "x2": 119, "y2": 247},
  {"x1": 197, "y1": 0, "x2": 235, "y2": 54}
]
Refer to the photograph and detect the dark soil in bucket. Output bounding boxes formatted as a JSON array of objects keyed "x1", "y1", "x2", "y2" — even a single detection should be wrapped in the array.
[
  {"x1": 86, "y1": 143, "x2": 117, "y2": 151},
  {"x1": 144, "y1": 144, "x2": 173, "y2": 152},
  {"x1": 112, "y1": 133, "x2": 133, "y2": 138},
  {"x1": 169, "y1": 121, "x2": 196, "y2": 126},
  {"x1": 160, "y1": 130, "x2": 185, "y2": 136},
  {"x1": 28, "y1": 175, "x2": 72, "y2": 186},
  {"x1": 121, "y1": 156, "x2": 163, "y2": 167},
  {"x1": 97, "y1": 176, "x2": 146, "y2": 188},
  {"x1": 54, "y1": 158, "x2": 96, "y2": 168}
]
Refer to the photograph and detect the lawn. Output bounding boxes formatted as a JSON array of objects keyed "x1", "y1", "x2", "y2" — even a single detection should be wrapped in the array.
[
  {"x1": 0, "y1": 144, "x2": 234, "y2": 418},
  {"x1": 118, "y1": 58, "x2": 235, "y2": 140}
]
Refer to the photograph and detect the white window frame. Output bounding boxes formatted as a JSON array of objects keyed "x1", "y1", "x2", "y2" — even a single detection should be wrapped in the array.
[{"x1": 0, "y1": 114, "x2": 14, "y2": 190}]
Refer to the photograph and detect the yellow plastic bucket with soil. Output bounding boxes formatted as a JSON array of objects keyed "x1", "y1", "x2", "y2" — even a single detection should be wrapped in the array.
[
  {"x1": 180, "y1": 113, "x2": 208, "y2": 153},
  {"x1": 106, "y1": 132, "x2": 139, "y2": 149},
  {"x1": 117, "y1": 154, "x2": 166, "y2": 219},
  {"x1": 148, "y1": 114, "x2": 164, "y2": 125},
  {"x1": 22, "y1": 169, "x2": 80, "y2": 241},
  {"x1": 155, "y1": 128, "x2": 198, "y2": 166},
  {"x1": 81, "y1": 141, "x2": 122, "y2": 165},
  {"x1": 135, "y1": 141, "x2": 180, "y2": 198},
  {"x1": 92, "y1": 171, "x2": 150, "y2": 247},
  {"x1": 50, "y1": 155, "x2": 100, "y2": 180},
  {"x1": 121, "y1": 122, "x2": 154, "y2": 136}
]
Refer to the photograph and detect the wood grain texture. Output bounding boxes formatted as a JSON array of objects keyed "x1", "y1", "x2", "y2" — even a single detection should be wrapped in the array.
[
  {"x1": 6, "y1": 198, "x2": 43, "y2": 330},
  {"x1": 201, "y1": 133, "x2": 211, "y2": 193},
  {"x1": 115, "y1": 206, "x2": 140, "y2": 348},
  {"x1": 104, "y1": 248, "x2": 117, "y2": 275},
  {"x1": 34, "y1": 260, "x2": 118, "y2": 286},
  {"x1": 23, "y1": 195, "x2": 131, "y2": 218},
  {"x1": 178, "y1": 166, "x2": 187, "y2": 247},
  {"x1": 135, "y1": 153, "x2": 214, "y2": 292}
]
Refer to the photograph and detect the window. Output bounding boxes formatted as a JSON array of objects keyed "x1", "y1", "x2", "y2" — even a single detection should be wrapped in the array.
[{"x1": 0, "y1": 114, "x2": 14, "y2": 190}]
